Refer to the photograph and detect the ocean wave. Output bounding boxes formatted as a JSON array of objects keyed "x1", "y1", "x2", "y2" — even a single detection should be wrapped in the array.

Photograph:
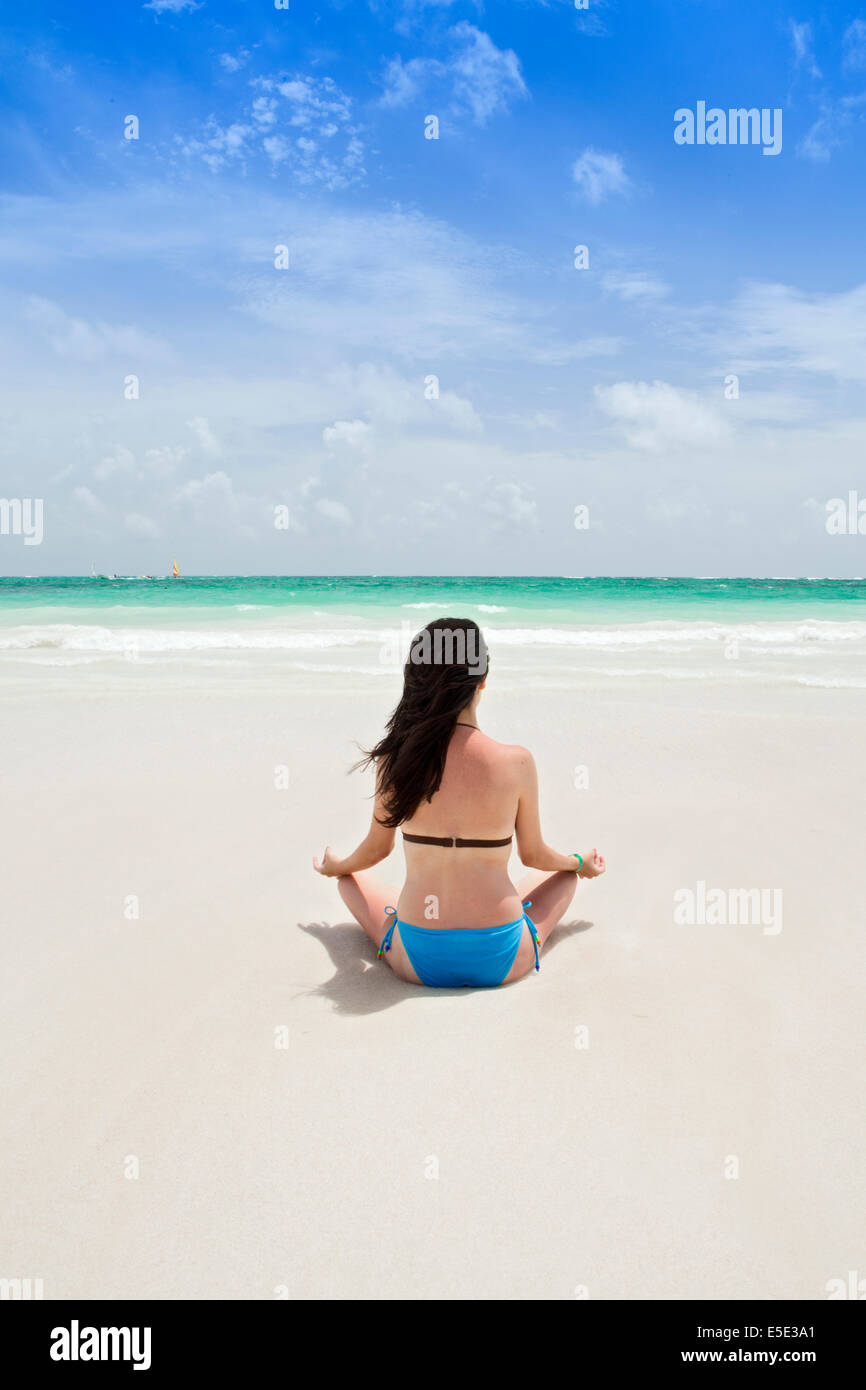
[
  {"x1": 487, "y1": 621, "x2": 866, "y2": 647},
  {"x1": 0, "y1": 625, "x2": 388, "y2": 653},
  {"x1": 402, "y1": 601, "x2": 509, "y2": 613},
  {"x1": 2, "y1": 618, "x2": 866, "y2": 655},
  {"x1": 580, "y1": 666, "x2": 720, "y2": 680},
  {"x1": 794, "y1": 675, "x2": 866, "y2": 689}
]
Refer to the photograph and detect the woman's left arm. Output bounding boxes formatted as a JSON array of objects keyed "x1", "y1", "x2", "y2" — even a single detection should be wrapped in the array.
[{"x1": 313, "y1": 786, "x2": 396, "y2": 877}]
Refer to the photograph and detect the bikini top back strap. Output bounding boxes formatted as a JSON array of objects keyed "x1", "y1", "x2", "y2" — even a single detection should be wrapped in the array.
[
  {"x1": 402, "y1": 832, "x2": 512, "y2": 848},
  {"x1": 455, "y1": 836, "x2": 513, "y2": 848}
]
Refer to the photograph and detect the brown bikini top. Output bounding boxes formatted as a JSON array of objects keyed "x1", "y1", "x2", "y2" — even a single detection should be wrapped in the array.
[
  {"x1": 401, "y1": 721, "x2": 512, "y2": 848},
  {"x1": 402, "y1": 832, "x2": 512, "y2": 849}
]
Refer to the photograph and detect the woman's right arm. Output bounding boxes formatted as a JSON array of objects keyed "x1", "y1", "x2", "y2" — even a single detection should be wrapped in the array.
[
  {"x1": 313, "y1": 779, "x2": 396, "y2": 876},
  {"x1": 513, "y1": 747, "x2": 603, "y2": 875}
]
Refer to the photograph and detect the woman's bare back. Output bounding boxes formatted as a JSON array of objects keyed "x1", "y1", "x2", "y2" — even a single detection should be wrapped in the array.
[{"x1": 397, "y1": 726, "x2": 525, "y2": 929}]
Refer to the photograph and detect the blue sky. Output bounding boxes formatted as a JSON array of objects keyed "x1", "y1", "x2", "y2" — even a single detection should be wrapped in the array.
[{"x1": 2, "y1": 0, "x2": 866, "y2": 575}]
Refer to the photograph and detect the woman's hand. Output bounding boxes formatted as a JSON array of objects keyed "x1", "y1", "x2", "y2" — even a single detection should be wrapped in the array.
[
  {"x1": 578, "y1": 847, "x2": 606, "y2": 879},
  {"x1": 313, "y1": 846, "x2": 345, "y2": 877}
]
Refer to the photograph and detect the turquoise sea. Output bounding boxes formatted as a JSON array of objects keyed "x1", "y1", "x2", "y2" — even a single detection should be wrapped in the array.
[
  {"x1": 2, "y1": 574, "x2": 865, "y2": 619},
  {"x1": 2, "y1": 576, "x2": 865, "y2": 687}
]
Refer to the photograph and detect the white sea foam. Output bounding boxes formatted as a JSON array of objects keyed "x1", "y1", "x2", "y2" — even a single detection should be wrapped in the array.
[
  {"x1": 487, "y1": 621, "x2": 866, "y2": 648},
  {"x1": 402, "y1": 601, "x2": 508, "y2": 613},
  {"x1": 581, "y1": 666, "x2": 720, "y2": 680},
  {"x1": 2, "y1": 618, "x2": 865, "y2": 658},
  {"x1": 794, "y1": 675, "x2": 866, "y2": 689},
  {"x1": 0, "y1": 625, "x2": 386, "y2": 653}
]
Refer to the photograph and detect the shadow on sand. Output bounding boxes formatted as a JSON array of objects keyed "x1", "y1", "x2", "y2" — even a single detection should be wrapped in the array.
[{"x1": 298, "y1": 919, "x2": 595, "y2": 1016}]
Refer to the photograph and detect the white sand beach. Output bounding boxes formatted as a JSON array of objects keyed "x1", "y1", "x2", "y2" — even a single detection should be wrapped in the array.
[
  {"x1": 4, "y1": 0, "x2": 866, "y2": 1311},
  {"x1": 2, "y1": 641, "x2": 863, "y2": 1300}
]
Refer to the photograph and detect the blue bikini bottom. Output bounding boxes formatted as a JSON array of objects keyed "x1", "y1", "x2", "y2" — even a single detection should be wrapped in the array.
[{"x1": 377, "y1": 899, "x2": 540, "y2": 988}]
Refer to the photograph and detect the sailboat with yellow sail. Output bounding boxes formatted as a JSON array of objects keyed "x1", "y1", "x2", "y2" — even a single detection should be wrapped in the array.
[{"x1": 171, "y1": 558, "x2": 180, "y2": 579}]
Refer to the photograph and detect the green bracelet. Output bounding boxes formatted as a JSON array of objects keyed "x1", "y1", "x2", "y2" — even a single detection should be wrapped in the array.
[{"x1": 572, "y1": 852, "x2": 584, "y2": 871}]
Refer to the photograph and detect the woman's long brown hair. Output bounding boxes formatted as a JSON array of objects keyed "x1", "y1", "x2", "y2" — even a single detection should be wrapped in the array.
[{"x1": 354, "y1": 617, "x2": 489, "y2": 828}]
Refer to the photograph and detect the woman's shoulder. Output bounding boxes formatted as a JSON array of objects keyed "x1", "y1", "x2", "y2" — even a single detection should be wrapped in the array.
[{"x1": 481, "y1": 736, "x2": 535, "y2": 770}]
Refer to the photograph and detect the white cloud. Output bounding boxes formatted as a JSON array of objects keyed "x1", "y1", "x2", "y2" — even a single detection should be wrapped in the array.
[
  {"x1": 8, "y1": 178, "x2": 866, "y2": 576},
  {"x1": 186, "y1": 416, "x2": 221, "y2": 456},
  {"x1": 572, "y1": 148, "x2": 630, "y2": 205},
  {"x1": 843, "y1": 19, "x2": 866, "y2": 72},
  {"x1": 219, "y1": 50, "x2": 250, "y2": 74},
  {"x1": 499, "y1": 410, "x2": 559, "y2": 432},
  {"x1": 645, "y1": 493, "x2": 710, "y2": 526},
  {"x1": 434, "y1": 391, "x2": 484, "y2": 434},
  {"x1": 316, "y1": 375, "x2": 484, "y2": 448},
  {"x1": 73, "y1": 486, "x2": 105, "y2": 514},
  {"x1": 251, "y1": 96, "x2": 278, "y2": 128},
  {"x1": 93, "y1": 446, "x2": 136, "y2": 482},
  {"x1": 25, "y1": 297, "x2": 169, "y2": 363},
  {"x1": 602, "y1": 271, "x2": 669, "y2": 302},
  {"x1": 448, "y1": 23, "x2": 528, "y2": 126},
  {"x1": 322, "y1": 419, "x2": 371, "y2": 451},
  {"x1": 379, "y1": 55, "x2": 443, "y2": 109},
  {"x1": 789, "y1": 20, "x2": 821, "y2": 78},
  {"x1": 595, "y1": 380, "x2": 727, "y2": 452},
  {"x1": 531, "y1": 337, "x2": 621, "y2": 366},
  {"x1": 717, "y1": 280, "x2": 866, "y2": 382},
  {"x1": 238, "y1": 204, "x2": 594, "y2": 367},
  {"x1": 179, "y1": 119, "x2": 253, "y2": 173},
  {"x1": 572, "y1": 0, "x2": 610, "y2": 38},
  {"x1": 144, "y1": 444, "x2": 189, "y2": 475},
  {"x1": 3, "y1": 188, "x2": 609, "y2": 376},
  {"x1": 262, "y1": 135, "x2": 291, "y2": 164},
  {"x1": 124, "y1": 511, "x2": 160, "y2": 538},
  {"x1": 798, "y1": 110, "x2": 834, "y2": 162},
  {"x1": 483, "y1": 480, "x2": 537, "y2": 528},
  {"x1": 316, "y1": 497, "x2": 353, "y2": 525},
  {"x1": 263, "y1": 75, "x2": 354, "y2": 128},
  {"x1": 798, "y1": 93, "x2": 866, "y2": 161},
  {"x1": 179, "y1": 74, "x2": 365, "y2": 188},
  {"x1": 143, "y1": 0, "x2": 201, "y2": 12},
  {"x1": 378, "y1": 25, "x2": 527, "y2": 126},
  {"x1": 176, "y1": 470, "x2": 236, "y2": 505}
]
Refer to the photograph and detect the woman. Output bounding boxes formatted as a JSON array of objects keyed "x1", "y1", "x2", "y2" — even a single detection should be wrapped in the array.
[{"x1": 313, "y1": 617, "x2": 605, "y2": 987}]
